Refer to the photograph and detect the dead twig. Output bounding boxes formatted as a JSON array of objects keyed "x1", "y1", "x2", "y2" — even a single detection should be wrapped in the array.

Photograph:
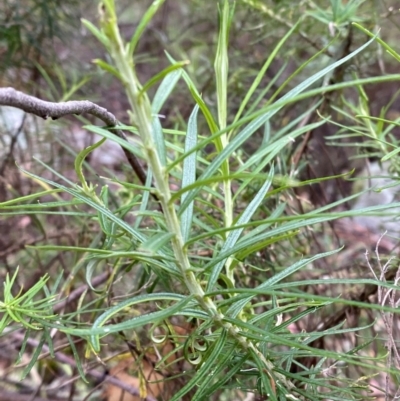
[
  {"x1": 0, "y1": 87, "x2": 159, "y2": 204},
  {"x1": 0, "y1": 389, "x2": 66, "y2": 401},
  {"x1": 53, "y1": 271, "x2": 110, "y2": 313},
  {"x1": 7, "y1": 333, "x2": 158, "y2": 401}
]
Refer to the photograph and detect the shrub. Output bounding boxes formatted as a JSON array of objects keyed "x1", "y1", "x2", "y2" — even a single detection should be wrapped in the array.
[{"x1": 2, "y1": 1, "x2": 400, "y2": 400}]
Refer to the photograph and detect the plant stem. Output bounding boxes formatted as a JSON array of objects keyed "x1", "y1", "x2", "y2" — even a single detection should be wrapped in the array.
[
  {"x1": 215, "y1": 0, "x2": 234, "y2": 284},
  {"x1": 102, "y1": 6, "x2": 300, "y2": 397},
  {"x1": 105, "y1": 10, "x2": 215, "y2": 309}
]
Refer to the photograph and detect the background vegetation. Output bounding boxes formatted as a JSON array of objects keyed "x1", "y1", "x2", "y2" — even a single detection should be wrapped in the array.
[{"x1": 1, "y1": 1, "x2": 400, "y2": 400}]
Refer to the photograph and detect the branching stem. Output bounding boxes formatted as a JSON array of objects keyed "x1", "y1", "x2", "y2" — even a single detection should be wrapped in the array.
[
  {"x1": 101, "y1": 8, "x2": 300, "y2": 397},
  {"x1": 0, "y1": 87, "x2": 150, "y2": 192}
]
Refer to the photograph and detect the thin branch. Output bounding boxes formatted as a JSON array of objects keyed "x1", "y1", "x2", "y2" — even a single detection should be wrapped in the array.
[
  {"x1": 0, "y1": 389, "x2": 66, "y2": 401},
  {"x1": 53, "y1": 271, "x2": 110, "y2": 313},
  {"x1": 0, "y1": 87, "x2": 156, "y2": 200},
  {"x1": 8, "y1": 333, "x2": 158, "y2": 401}
]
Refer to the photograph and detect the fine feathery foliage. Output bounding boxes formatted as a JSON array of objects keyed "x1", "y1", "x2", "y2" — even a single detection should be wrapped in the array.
[{"x1": 2, "y1": 1, "x2": 400, "y2": 400}]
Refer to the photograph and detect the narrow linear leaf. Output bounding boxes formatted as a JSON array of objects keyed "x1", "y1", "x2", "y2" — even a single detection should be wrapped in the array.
[
  {"x1": 152, "y1": 116, "x2": 167, "y2": 166},
  {"x1": 83, "y1": 125, "x2": 144, "y2": 158},
  {"x1": 234, "y1": 20, "x2": 300, "y2": 124},
  {"x1": 225, "y1": 248, "x2": 341, "y2": 318},
  {"x1": 203, "y1": 215, "x2": 336, "y2": 272},
  {"x1": 21, "y1": 334, "x2": 46, "y2": 380},
  {"x1": 87, "y1": 294, "x2": 191, "y2": 351},
  {"x1": 166, "y1": 51, "x2": 219, "y2": 134},
  {"x1": 93, "y1": 59, "x2": 122, "y2": 79},
  {"x1": 205, "y1": 354, "x2": 248, "y2": 398},
  {"x1": 75, "y1": 137, "x2": 106, "y2": 191},
  {"x1": 16, "y1": 328, "x2": 31, "y2": 365},
  {"x1": 139, "y1": 232, "x2": 175, "y2": 253},
  {"x1": 206, "y1": 166, "x2": 275, "y2": 291},
  {"x1": 353, "y1": 22, "x2": 400, "y2": 62},
  {"x1": 85, "y1": 259, "x2": 103, "y2": 292},
  {"x1": 43, "y1": 326, "x2": 55, "y2": 358},
  {"x1": 18, "y1": 164, "x2": 149, "y2": 245},
  {"x1": 172, "y1": 171, "x2": 276, "y2": 204},
  {"x1": 192, "y1": 342, "x2": 237, "y2": 401},
  {"x1": 166, "y1": 74, "x2": 400, "y2": 176},
  {"x1": 142, "y1": 62, "x2": 187, "y2": 102},
  {"x1": 127, "y1": 0, "x2": 166, "y2": 57},
  {"x1": 67, "y1": 333, "x2": 88, "y2": 382},
  {"x1": 239, "y1": 120, "x2": 325, "y2": 172},
  {"x1": 0, "y1": 189, "x2": 62, "y2": 207},
  {"x1": 181, "y1": 105, "x2": 199, "y2": 241},
  {"x1": 81, "y1": 19, "x2": 110, "y2": 49},
  {"x1": 169, "y1": 329, "x2": 228, "y2": 401},
  {"x1": 135, "y1": 170, "x2": 153, "y2": 229},
  {"x1": 214, "y1": 0, "x2": 232, "y2": 130},
  {"x1": 178, "y1": 36, "x2": 376, "y2": 214}
]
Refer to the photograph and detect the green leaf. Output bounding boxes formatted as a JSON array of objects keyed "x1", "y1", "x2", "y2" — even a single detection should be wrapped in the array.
[
  {"x1": 15, "y1": 329, "x2": 31, "y2": 365},
  {"x1": 127, "y1": 0, "x2": 166, "y2": 57},
  {"x1": 139, "y1": 232, "x2": 175, "y2": 253},
  {"x1": 233, "y1": 20, "x2": 300, "y2": 125},
  {"x1": 192, "y1": 341, "x2": 238, "y2": 401},
  {"x1": 0, "y1": 189, "x2": 62, "y2": 207},
  {"x1": 235, "y1": 231, "x2": 298, "y2": 261},
  {"x1": 381, "y1": 146, "x2": 400, "y2": 161},
  {"x1": 151, "y1": 116, "x2": 167, "y2": 166},
  {"x1": 97, "y1": 186, "x2": 115, "y2": 235},
  {"x1": 86, "y1": 293, "x2": 191, "y2": 351},
  {"x1": 21, "y1": 334, "x2": 46, "y2": 380},
  {"x1": 67, "y1": 333, "x2": 88, "y2": 382},
  {"x1": 169, "y1": 329, "x2": 228, "y2": 401},
  {"x1": 181, "y1": 105, "x2": 199, "y2": 242},
  {"x1": 216, "y1": 285, "x2": 400, "y2": 316},
  {"x1": 201, "y1": 214, "x2": 337, "y2": 274},
  {"x1": 93, "y1": 59, "x2": 122, "y2": 79},
  {"x1": 135, "y1": 171, "x2": 153, "y2": 229},
  {"x1": 81, "y1": 19, "x2": 110, "y2": 49},
  {"x1": 85, "y1": 259, "x2": 103, "y2": 292},
  {"x1": 171, "y1": 172, "x2": 276, "y2": 204},
  {"x1": 249, "y1": 347, "x2": 277, "y2": 401},
  {"x1": 43, "y1": 326, "x2": 55, "y2": 358},
  {"x1": 74, "y1": 137, "x2": 106, "y2": 193},
  {"x1": 178, "y1": 36, "x2": 376, "y2": 214},
  {"x1": 214, "y1": 0, "x2": 232, "y2": 130},
  {"x1": 18, "y1": 164, "x2": 148, "y2": 244},
  {"x1": 83, "y1": 125, "x2": 144, "y2": 159},
  {"x1": 198, "y1": 353, "x2": 247, "y2": 399},
  {"x1": 238, "y1": 121, "x2": 326, "y2": 173},
  {"x1": 166, "y1": 51, "x2": 219, "y2": 135},
  {"x1": 141, "y1": 62, "x2": 187, "y2": 102},
  {"x1": 206, "y1": 166, "x2": 275, "y2": 291},
  {"x1": 225, "y1": 248, "x2": 341, "y2": 318},
  {"x1": 353, "y1": 22, "x2": 400, "y2": 63},
  {"x1": 151, "y1": 68, "x2": 183, "y2": 114},
  {"x1": 167, "y1": 75, "x2": 400, "y2": 177}
]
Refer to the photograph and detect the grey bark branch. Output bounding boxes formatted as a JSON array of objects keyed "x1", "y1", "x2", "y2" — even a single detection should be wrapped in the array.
[{"x1": 0, "y1": 87, "x2": 150, "y2": 191}]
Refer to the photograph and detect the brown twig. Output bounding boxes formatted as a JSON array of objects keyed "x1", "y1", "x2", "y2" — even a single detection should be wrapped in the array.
[
  {"x1": 0, "y1": 389, "x2": 66, "y2": 401},
  {"x1": 7, "y1": 333, "x2": 158, "y2": 401},
  {"x1": 0, "y1": 87, "x2": 156, "y2": 200},
  {"x1": 53, "y1": 271, "x2": 110, "y2": 313}
]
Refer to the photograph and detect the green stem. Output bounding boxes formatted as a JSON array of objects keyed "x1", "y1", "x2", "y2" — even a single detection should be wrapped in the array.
[
  {"x1": 215, "y1": 0, "x2": 234, "y2": 283},
  {"x1": 102, "y1": 6, "x2": 299, "y2": 396},
  {"x1": 106, "y1": 15, "x2": 217, "y2": 311}
]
